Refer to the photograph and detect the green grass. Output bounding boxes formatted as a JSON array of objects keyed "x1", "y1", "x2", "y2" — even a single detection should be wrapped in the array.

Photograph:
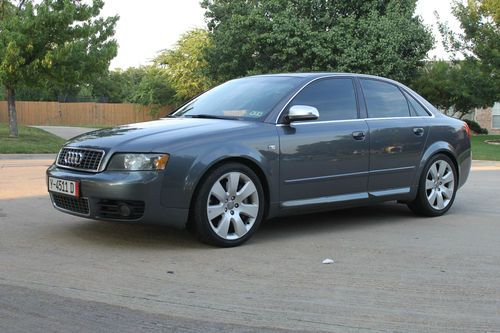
[
  {"x1": 0, "y1": 123, "x2": 66, "y2": 153},
  {"x1": 471, "y1": 135, "x2": 500, "y2": 161}
]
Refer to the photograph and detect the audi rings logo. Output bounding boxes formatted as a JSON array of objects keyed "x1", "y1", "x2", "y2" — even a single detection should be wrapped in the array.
[{"x1": 64, "y1": 151, "x2": 84, "y2": 165}]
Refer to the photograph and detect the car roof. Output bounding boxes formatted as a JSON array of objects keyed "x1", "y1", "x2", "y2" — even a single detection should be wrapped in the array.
[
  {"x1": 249, "y1": 72, "x2": 402, "y2": 84},
  {"x1": 250, "y1": 72, "x2": 349, "y2": 78}
]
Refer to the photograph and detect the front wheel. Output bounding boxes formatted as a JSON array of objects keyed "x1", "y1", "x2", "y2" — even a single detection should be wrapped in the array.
[
  {"x1": 191, "y1": 163, "x2": 265, "y2": 247},
  {"x1": 408, "y1": 154, "x2": 458, "y2": 217}
]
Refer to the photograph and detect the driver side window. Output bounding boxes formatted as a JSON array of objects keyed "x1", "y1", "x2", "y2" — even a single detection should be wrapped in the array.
[{"x1": 290, "y1": 78, "x2": 358, "y2": 121}]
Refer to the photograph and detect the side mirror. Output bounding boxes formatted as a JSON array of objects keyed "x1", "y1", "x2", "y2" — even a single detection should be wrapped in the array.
[{"x1": 286, "y1": 105, "x2": 319, "y2": 123}]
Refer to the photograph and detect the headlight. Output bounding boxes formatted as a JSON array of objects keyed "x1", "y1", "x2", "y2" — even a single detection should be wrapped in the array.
[{"x1": 107, "y1": 153, "x2": 169, "y2": 171}]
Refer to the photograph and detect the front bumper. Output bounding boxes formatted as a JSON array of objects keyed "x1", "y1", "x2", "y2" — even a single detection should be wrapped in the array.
[{"x1": 46, "y1": 164, "x2": 188, "y2": 228}]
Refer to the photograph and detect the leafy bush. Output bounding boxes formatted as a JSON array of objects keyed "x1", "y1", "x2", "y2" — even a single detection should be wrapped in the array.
[{"x1": 464, "y1": 119, "x2": 488, "y2": 135}]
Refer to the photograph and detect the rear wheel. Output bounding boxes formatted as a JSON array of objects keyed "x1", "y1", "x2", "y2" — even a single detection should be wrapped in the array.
[
  {"x1": 408, "y1": 154, "x2": 457, "y2": 216},
  {"x1": 192, "y1": 163, "x2": 265, "y2": 247}
]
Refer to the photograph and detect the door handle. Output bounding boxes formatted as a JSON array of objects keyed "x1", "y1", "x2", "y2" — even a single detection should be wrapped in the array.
[
  {"x1": 413, "y1": 127, "x2": 425, "y2": 136},
  {"x1": 352, "y1": 131, "x2": 366, "y2": 140}
]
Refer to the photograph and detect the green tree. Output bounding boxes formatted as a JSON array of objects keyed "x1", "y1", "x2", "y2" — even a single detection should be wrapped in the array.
[
  {"x1": 129, "y1": 66, "x2": 175, "y2": 115},
  {"x1": 441, "y1": 0, "x2": 499, "y2": 74},
  {"x1": 201, "y1": 0, "x2": 433, "y2": 84},
  {"x1": 412, "y1": 60, "x2": 495, "y2": 118},
  {"x1": 90, "y1": 68, "x2": 143, "y2": 103},
  {"x1": 437, "y1": 0, "x2": 499, "y2": 113},
  {"x1": 0, "y1": 0, "x2": 118, "y2": 137},
  {"x1": 155, "y1": 29, "x2": 213, "y2": 101}
]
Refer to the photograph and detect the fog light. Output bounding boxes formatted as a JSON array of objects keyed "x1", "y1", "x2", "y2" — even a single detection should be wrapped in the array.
[{"x1": 118, "y1": 203, "x2": 131, "y2": 217}]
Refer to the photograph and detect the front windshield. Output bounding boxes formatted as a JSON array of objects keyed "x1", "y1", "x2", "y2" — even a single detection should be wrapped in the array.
[{"x1": 172, "y1": 76, "x2": 304, "y2": 120}]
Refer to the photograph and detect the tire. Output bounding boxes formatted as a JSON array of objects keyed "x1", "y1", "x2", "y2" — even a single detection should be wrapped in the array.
[
  {"x1": 191, "y1": 163, "x2": 265, "y2": 247},
  {"x1": 408, "y1": 154, "x2": 458, "y2": 217}
]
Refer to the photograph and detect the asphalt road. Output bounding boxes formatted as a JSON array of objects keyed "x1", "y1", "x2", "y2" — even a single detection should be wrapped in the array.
[{"x1": 0, "y1": 158, "x2": 499, "y2": 332}]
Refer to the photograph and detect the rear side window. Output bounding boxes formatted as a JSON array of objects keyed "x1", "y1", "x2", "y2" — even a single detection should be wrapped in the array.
[
  {"x1": 361, "y1": 79, "x2": 410, "y2": 118},
  {"x1": 290, "y1": 78, "x2": 358, "y2": 121},
  {"x1": 403, "y1": 91, "x2": 431, "y2": 117}
]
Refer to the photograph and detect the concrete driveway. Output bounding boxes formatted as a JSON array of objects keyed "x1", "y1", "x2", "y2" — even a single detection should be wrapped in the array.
[
  {"x1": 0, "y1": 158, "x2": 499, "y2": 332},
  {"x1": 31, "y1": 126, "x2": 99, "y2": 140}
]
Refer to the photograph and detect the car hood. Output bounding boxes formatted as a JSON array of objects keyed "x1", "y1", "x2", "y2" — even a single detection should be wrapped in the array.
[{"x1": 66, "y1": 117, "x2": 260, "y2": 152}]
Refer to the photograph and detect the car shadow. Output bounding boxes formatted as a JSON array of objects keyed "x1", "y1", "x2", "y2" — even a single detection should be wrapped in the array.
[
  {"x1": 54, "y1": 201, "x2": 416, "y2": 249},
  {"x1": 255, "y1": 201, "x2": 416, "y2": 243},
  {"x1": 56, "y1": 219, "x2": 205, "y2": 250},
  {"x1": 2, "y1": 195, "x2": 418, "y2": 249}
]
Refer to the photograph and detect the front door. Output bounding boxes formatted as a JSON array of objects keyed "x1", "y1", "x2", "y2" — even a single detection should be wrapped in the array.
[{"x1": 277, "y1": 77, "x2": 370, "y2": 209}]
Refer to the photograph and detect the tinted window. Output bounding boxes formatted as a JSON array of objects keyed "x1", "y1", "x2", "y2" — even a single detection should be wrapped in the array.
[
  {"x1": 173, "y1": 76, "x2": 303, "y2": 120},
  {"x1": 361, "y1": 79, "x2": 410, "y2": 118},
  {"x1": 403, "y1": 91, "x2": 431, "y2": 117},
  {"x1": 289, "y1": 78, "x2": 358, "y2": 121}
]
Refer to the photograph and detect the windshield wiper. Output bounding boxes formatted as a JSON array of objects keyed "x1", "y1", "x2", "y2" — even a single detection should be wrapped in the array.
[{"x1": 185, "y1": 114, "x2": 236, "y2": 120}]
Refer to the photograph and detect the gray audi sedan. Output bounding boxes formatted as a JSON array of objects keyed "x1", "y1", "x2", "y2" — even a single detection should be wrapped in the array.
[{"x1": 47, "y1": 73, "x2": 471, "y2": 246}]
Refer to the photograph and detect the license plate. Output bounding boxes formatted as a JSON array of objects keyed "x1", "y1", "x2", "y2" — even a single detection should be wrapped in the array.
[{"x1": 48, "y1": 177, "x2": 79, "y2": 197}]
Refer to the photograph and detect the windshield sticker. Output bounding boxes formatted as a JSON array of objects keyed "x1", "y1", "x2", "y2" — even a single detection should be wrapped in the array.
[
  {"x1": 223, "y1": 110, "x2": 247, "y2": 117},
  {"x1": 248, "y1": 111, "x2": 264, "y2": 118}
]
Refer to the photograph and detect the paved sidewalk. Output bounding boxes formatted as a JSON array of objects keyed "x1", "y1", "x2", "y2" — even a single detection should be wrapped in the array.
[
  {"x1": 470, "y1": 160, "x2": 500, "y2": 169},
  {"x1": 0, "y1": 153, "x2": 57, "y2": 160},
  {"x1": 30, "y1": 126, "x2": 98, "y2": 140}
]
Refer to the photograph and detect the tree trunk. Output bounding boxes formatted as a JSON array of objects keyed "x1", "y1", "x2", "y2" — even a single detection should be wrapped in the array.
[{"x1": 6, "y1": 87, "x2": 19, "y2": 138}]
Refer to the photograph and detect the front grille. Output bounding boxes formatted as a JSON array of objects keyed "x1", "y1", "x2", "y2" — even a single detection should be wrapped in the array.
[
  {"x1": 52, "y1": 194, "x2": 90, "y2": 215},
  {"x1": 57, "y1": 147, "x2": 105, "y2": 172},
  {"x1": 96, "y1": 199, "x2": 145, "y2": 220}
]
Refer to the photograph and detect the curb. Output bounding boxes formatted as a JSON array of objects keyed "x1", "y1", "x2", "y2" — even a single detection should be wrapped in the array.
[
  {"x1": 471, "y1": 160, "x2": 500, "y2": 167},
  {"x1": 0, "y1": 154, "x2": 57, "y2": 160}
]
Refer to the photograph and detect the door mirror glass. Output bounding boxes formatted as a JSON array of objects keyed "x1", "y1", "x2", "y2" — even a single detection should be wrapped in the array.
[{"x1": 287, "y1": 105, "x2": 319, "y2": 122}]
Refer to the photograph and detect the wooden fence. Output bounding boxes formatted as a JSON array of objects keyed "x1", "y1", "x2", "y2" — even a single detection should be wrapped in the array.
[{"x1": 0, "y1": 101, "x2": 174, "y2": 127}]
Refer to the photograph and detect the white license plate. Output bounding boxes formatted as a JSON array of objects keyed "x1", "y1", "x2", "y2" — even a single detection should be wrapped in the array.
[{"x1": 48, "y1": 177, "x2": 79, "y2": 197}]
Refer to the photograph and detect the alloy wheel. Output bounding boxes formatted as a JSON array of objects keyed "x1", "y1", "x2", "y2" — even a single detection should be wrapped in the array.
[
  {"x1": 206, "y1": 172, "x2": 259, "y2": 240},
  {"x1": 425, "y1": 160, "x2": 455, "y2": 210}
]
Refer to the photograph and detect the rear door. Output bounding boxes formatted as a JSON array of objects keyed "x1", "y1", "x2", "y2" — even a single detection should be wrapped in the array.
[
  {"x1": 277, "y1": 77, "x2": 370, "y2": 209},
  {"x1": 358, "y1": 78, "x2": 430, "y2": 196}
]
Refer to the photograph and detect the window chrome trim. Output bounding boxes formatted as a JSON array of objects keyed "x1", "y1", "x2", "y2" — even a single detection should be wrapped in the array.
[
  {"x1": 364, "y1": 114, "x2": 435, "y2": 120},
  {"x1": 274, "y1": 75, "x2": 436, "y2": 124},
  {"x1": 276, "y1": 119, "x2": 364, "y2": 126},
  {"x1": 275, "y1": 115, "x2": 435, "y2": 127},
  {"x1": 56, "y1": 147, "x2": 106, "y2": 173}
]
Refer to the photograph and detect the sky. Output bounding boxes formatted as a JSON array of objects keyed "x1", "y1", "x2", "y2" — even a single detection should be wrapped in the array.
[{"x1": 101, "y1": 0, "x2": 463, "y2": 70}]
